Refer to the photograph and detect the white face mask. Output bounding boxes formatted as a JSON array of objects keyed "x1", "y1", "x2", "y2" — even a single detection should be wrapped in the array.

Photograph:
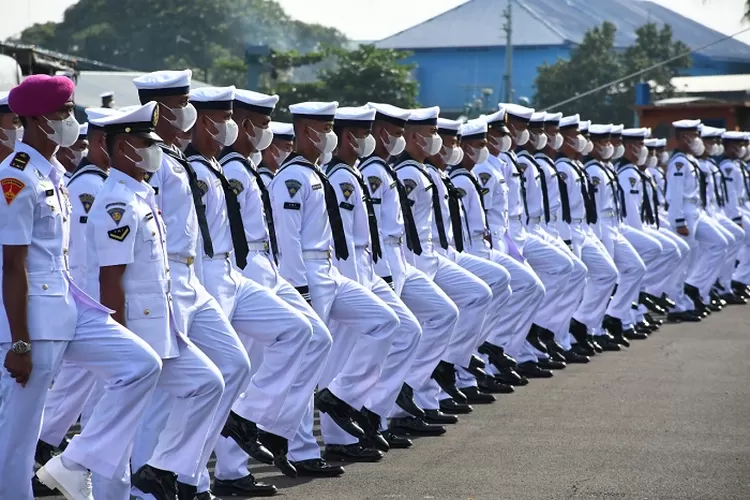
[
  {"x1": 45, "y1": 115, "x2": 80, "y2": 147},
  {"x1": 708, "y1": 144, "x2": 718, "y2": 156},
  {"x1": 636, "y1": 145, "x2": 648, "y2": 166},
  {"x1": 383, "y1": 130, "x2": 406, "y2": 156},
  {"x1": 689, "y1": 137, "x2": 704, "y2": 156},
  {"x1": 0, "y1": 126, "x2": 21, "y2": 148},
  {"x1": 739, "y1": 146, "x2": 748, "y2": 159},
  {"x1": 166, "y1": 103, "x2": 197, "y2": 132},
  {"x1": 127, "y1": 143, "x2": 163, "y2": 173},
  {"x1": 72, "y1": 148, "x2": 87, "y2": 166},
  {"x1": 351, "y1": 133, "x2": 376, "y2": 158},
  {"x1": 583, "y1": 140, "x2": 594, "y2": 155},
  {"x1": 248, "y1": 122, "x2": 273, "y2": 151},
  {"x1": 716, "y1": 144, "x2": 725, "y2": 156},
  {"x1": 533, "y1": 132, "x2": 548, "y2": 150},
  {"x1": 468, "y1": 145, "x2": 490, "y2": 164},
  {"x1": 250, "y1": 151, "x2": 262, "y2": 166},
  {"x1": 597, "y1": 143, "x2": 614, "y2": 160},
  {"x1": 418, "y1": 133, "x2": 443, "y2": 156},
  {"x1": 549, "y1": 133, "x2": 564, "y2": 151},
  {"x1": 646, "y1": 156, "x2": 658, "y2": 169},
  {"x1": 320, "y1": 151, "x2": 333, "y2": 165},
  {"x1": 208, "y1": 118, "x2": 239, "y2": 147},
  {"x1": 611, "y1": 143, "x2": 625, "y2": 160},
  {"x1": 659, "y1": 151, "x2": 669, "y2": 165},
  {"x1": 310, "y1": 127, "x2": 338, "y2": 155},
  {"x1": 175, "y1": 137, "x2": 191, "y2": 151},
  {"x1": 514, "y1": 128, "x2": 529, "y2": 146},
  {"x1": 271, "y1": 146, "x2": 290, "y2": 168},
  {"x1": 567, "y1": 134, "x2": 587, "y2": 153},
  {"x1": 440, "y1": 146, "x2": 463, "y2": 165}
]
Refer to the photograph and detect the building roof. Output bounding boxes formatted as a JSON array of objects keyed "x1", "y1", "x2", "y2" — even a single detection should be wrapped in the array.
[
  {"x1": 376, "y1": 0, "x2": 750, "y2": 62},
  {"x1": 671, "y1": 74, "x2": 750, "y2": 94}
]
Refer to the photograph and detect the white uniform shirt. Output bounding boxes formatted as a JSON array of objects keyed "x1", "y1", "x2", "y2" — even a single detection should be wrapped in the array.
[
  {"x1": 474, "y1": 155, "x2": 509, "y2": 243},
  {"x1": 516, "y1": 150, "x2": 545, "y2": 221},
  {"x1": 220, "y1": 152, "x2": 270, "y2": 245},
  {"x1": 449, "y1": 166, "x2": 487, "y2": 247},
  {"x1": 65, "y1": 161, "x2": 108, "y2": 290},
  {"x1": 585, "y1": 158, "x2": 619, "y2": 218},
  {"x1": 555, "y1": 157, "x2": 586, "y2": 240},
  {"x1": 666, "y1": 151, "x2": 702, "y2": 228},
  {"x1": 86, "y1": 168, "x2": 179, "y2": 358},
  {"x1": 498, "y1": 151, "x2": 526, "y2": 221},
  {"x1": 535, "y1": 152, "x2": 562, "y2": 223},
  {"x1": 720, "y1": 158, "x2": 745, "y2": 222},
  {"x1": 258, "y1": 165, "x2": 275, "y2": 187},
  {"x1": 269, "y1": 154, "x2": 332, "y2": 288},
  {"x1": 426, "y1": 163, "x2": 455, "y2": 247},
  {"x1": 186, "y1": 150, "x2": 234, "y2": 256},
  {"x1": 394, "y1": 155, "x2": 435, "y2": 246}
]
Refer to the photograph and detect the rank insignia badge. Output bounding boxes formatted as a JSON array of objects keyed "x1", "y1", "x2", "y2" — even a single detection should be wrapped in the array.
[
  {"x1": 107, "y1": 206, "x2": 125, "y2": 225},
  {"x1": 285, "y1": 179, "x2": 302, "y2": 198},
  {"x1": 79, "y1": 193, "x2": 95, "y2": 213},
  {"x1": 340, "y1": 182, "x2": 355, "y2": 200},
  {"x1": 367, "y1": 176, "x2": 382, "y2": 193}
]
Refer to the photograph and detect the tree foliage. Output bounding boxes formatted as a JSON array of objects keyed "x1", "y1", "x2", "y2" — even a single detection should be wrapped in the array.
[{"x1": 532, "y1": 22, "x2": 691, "y2": 126}]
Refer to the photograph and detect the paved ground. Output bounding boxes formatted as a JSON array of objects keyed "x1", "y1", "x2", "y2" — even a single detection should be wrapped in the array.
[{"x1": 45, "y1": 306, "x2": 750, "y2": 499}]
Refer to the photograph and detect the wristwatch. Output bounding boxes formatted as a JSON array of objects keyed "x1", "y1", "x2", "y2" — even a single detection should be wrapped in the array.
[{"x1": 11, "y1": 340, "x2": 31, "y2": 354}]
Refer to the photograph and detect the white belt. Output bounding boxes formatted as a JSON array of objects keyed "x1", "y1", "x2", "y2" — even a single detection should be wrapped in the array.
[
  {"x1": 470, "y1": 234, "x2": 486, "y2": 242},
  {"x1": 571, "y1": 217, "x2": 586, "y2": 224},
  {"x1": 247, "y1": 241, "x2": 270, "y2": 252},
  {"x1": 383, "y1": 235, "x2": 403, "y2": 246},
  {"x1": 509, "y1": 215, "x2": 523, "y2": 222},
  {"x1": 204, "y1": 252, "x2": 230, "y2": 261},
  {"x1": 684, "y1": 197, "x2": 700, "y2": 205},
  {"x1": 355, "y1": 244, "x2": 370, "y2": 251},
  {"x1": 527, "y1": 216, "x2": 542, "y2": 224},
  {"x1": 168, "y1": 254, "x2": 195, "y2": 266},
  {"x1": 302, "y1": 249, "x2": 332, "y2": 261},
  {"x1": 600, "y1": 209, "x2": 617, "y2": 218}
]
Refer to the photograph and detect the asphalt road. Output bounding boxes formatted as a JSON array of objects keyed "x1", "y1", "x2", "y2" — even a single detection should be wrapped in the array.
[{"x1": 44, "y1": 305, "x2": 750, "y2": 499}]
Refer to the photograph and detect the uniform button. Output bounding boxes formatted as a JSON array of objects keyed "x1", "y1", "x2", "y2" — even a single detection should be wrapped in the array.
[
  {"x1": 42, "y1": 284, "x2": 49, "y2": 290},
  {"x1": 63, "y1": 248, "x2": 69, "y2": 254},
  {"x1": 144, "y1": 309, "x2": 150, "y2": 316},
  {"x1": 152, "y1": 231, "x2": 156, "y2": 236},
  {"x1": 63, "y1": 217, "x2": 67, "y2": 222}
]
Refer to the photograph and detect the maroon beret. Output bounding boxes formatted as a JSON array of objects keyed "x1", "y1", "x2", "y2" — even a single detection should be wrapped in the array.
[{"x1": 8, "y1": 74, "x2": 75, "y2": 117}]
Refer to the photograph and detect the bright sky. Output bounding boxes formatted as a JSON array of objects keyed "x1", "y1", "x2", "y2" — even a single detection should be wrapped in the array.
[{"x1": 2, "y1": 0, "x2": 749, "y2": 44}]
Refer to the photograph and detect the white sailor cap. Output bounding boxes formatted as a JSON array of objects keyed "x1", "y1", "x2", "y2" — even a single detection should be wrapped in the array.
[
  {"x1": 99, "y1": 91, "x2": 114, "y2": 99},
  {"x1": 234, "y1": 89, "x2": 279, "y2": 116},
  {"x1": 367, "y1": 102, "x2": 411, "y2": 127},
  {"x1": 672, "y1": 119, "x2": 701, "y2": 130},
  {"x1": 499, "y1": 103, "x2": 534, "y2": 122},
  {"x1": 644, "y1": 139, "x2": 659, "y2": 148},
  {"x1": 408, "y1": 106, "x2": 440, "y2": 126},
  {"x1": 461, "y1": 119, "x2": 487, "y2": 140},
  {"x1": 437, "y1": 117, "x2": 462, "y2": 136},
  {"x1": 589, "y1": 124, "x2": 611, "y2": 137},
  {"x1": 334, "y1": 105, "x2": 376, "y2": 128},
  {"x1": 528, "y1": 112, "x2": 546, "y2": 128},
  {"x1": 610, "y1": 124, "x2": 624, "y2": 136},
  {"x1": 270, "y1": 121, "x2": 294, "y2": 141},
  {"x1": 0, "y1": 91, "x2": 11, "y2": 111},
  {"x1": 482, "y1": 109, "x2": 509, "y2": 134},
  {"x1": 701, "y1": 126, "x2": 725, "y2": 138},
  {"x1": 190, "y1": 86, "x2": 236, "y2": 111},
  {"x1": 78, "y1": 123, "x2": 88, "y2": 138},
  {"x1": 621, "y1": 127, "x2": 649, "y2": 140},
  {"x1": 722, "y1": 131, "x2": 747, "y2": 141},
  {"x1": 579, "y1": 120, "x2": 591, "y2": 133},
  {"x1": 133, "y1": 69, "x2": 192, "y2": 101},
  {"x1": 289, "y1": 101, "x2": 338, "y2": 121},
  {"x1": 656, "y1": 138, "x2": 667, "y2": 148},
  {"x1": 559, "y1": 114, "x2": 580, "y2": 129},
  {"x1": 543, "y1": 112, "x2": 563, "y2": 124},
  {"x1": 91, "y1": 101, "x2": 162, "y2": 142}
]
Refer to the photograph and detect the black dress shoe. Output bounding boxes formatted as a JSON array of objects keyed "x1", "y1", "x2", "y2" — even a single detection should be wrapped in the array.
[
  {"x1": 196, "y1": 492, "x2": 218, "y2": 500},
  {"x1": 35, "y1": 440, "x2": 57, "y2": 466},
  {"x1": 602, "y1": 315, "x2": 624, "y2": 337},
  {"x1": 624, "y1": 328, "x2": 648, "y2": 340},
  {"x1": 132, "y1": 464, "x2": 177, "y2": 500},
  {"x1": 477, "y1": 377, "x2": 514, "y2": 394},
  {"x1": 538, "y1": 329, "x2": 566, "y2": 360},
  {"x1": 644, "y1": 312, "x2": 663, "y2": 326},
  {"x1": 290, "y1": 458, "x2": 345, "y2": 477},
  {"x1": 526, "y1": 324, "x2": 549, "y2": 354},
  {"x1": 685, "y1": 283, "x2": 709, "y2": 313},
  {"x1": 324, "y1": 443, "x2": 384, "y2": 463},
  {"x1": 257, "y1": 430, "x2": 297, "y2": 478},
  {"x1": 32, "y1": 476, "x2": 56, "y2": 496},
  {"x1": 464, "y1": 354, "x2": 489, "y2": 379},
  {"x1": 612, "y1": 334, "x2": 631, "y2": 347},
  {"x1": 593, "y1": 336, "x2": 621, "y2": 351},
  {"x1": 431, "y1": 361, "x2": 467, "y2": 404},
  {"x1": 478, "y1": 341, "x2": 517, "y2": 370},
  {"x1": 666, "y1": 310, "x2": 702, "y2": 322},
  {"x1": 389, "y1": 416, "x2": 446, "y2": 436},
  {"x1": 537, "y1": 358, "x2": 566, "y2": 370},
  {"x1": 721, "y1": 292, "x2": 746, "y2": 305},
  {"x1": 571, "y1": 342, "x2": 594, "y2": 357},
  {"x1": 439, "y1": 397, "x2": 473, "y2": 414},
  {"x1": 588, "y1": 335, "x2": 603, "y2": 353},
  {"x1": 395, "y1": 383, "x2": 425, "y2": 419},
  {"x1": 177, "y1": 482, "x2": 198, "y2": 500},
  {"x1": 494, "y1": 368, "x2": 528, "y2": 386},
  {"x1": 732, "y1": 280, "x2": 750, "y2": 299},
  {"x1": 563, "y1": 350, "x2": 590, "y2": 363},
  {"x1": 516, "y1": 361, "x2": 553, "y2": 378},
  {"x1": 461, "y1": 386, "x2": 496, "y2": 404},
  {"x1": 353, "y1": 407, "x2": 389, "y2": 452},
  {"x1": 381, "y1": 430, "x2": 412, "y2": 449},
  {"x1": 424, "y1": 409, "x2": 459, "y2": 424},
  {"x1": 220, "y1": 412, "x2": 274, "y2": 465},
  {"x1": 315, "y1": 388, "x2": 365, "y2": 438},
  {"x1": 214, "y1": 476, "x2": 276, "y2": 499}
]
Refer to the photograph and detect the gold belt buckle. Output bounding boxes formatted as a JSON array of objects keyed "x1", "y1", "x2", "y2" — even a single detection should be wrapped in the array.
[
  {"x1": 263, "y1": 241, "x2": 269, "y2": 251},
  {"x1": 327, "y1": 249, "x2": 332, "y2": 258},
  {"x1": 186, "y1": 256, "x2": 195, "y2": 266}
]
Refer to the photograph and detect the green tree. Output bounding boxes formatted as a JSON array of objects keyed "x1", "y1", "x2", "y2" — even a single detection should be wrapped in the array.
[{"x1": 532, "y1": 22, "x2": 691, "y2": 125}]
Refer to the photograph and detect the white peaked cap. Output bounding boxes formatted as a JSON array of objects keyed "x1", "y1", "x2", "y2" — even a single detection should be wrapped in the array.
[
  {"x1": 189, "y1": 86, "x2": 236, "y2": 104},
  {"x1": 334, "y1": 105, "x2": 376, "y2": 123},
  {"x1": 90, "y1": 101, "x2": 162, "y2": 142},
  {"x1": 621, "y1": 127, "x2": 649, "y2": 139},
  {"x1": 437, "y1": 117, "x2": 462, "y2": 132},
  {"x1": 560, "y1": 114, "x2": 580, "y2": 128},
  {"x1": 499, "y1": 103, "x2": 534, "y2": 121},
  {"x1": 133, "y1": 69, "x2": 192, "y2": 92},
  {"x1": 78, "y1": 123, "x2": 88, "y2": 137},
  {"x1": 408, "y1": 106, "x2": 440, "y2": 124},
  {"x1": 461, "y1": 119, "x2": 488, "y2": 139},
  {"x1": 289, "y1": 101, "x2": 338, "y2": 119},
  {"x1": 367, "y1": 102, "x2": 411, "y2": 125},
  {"x1": 672, "y1": 119, "x2": 702, "y2": 129},
  {"x1": 234, "y1": 89, "x2": 279, "y2": 114},
  {"x1": 544, "y1": 111, "x2": 563, "y2": 123},
  {"x1": 270, "y1": 121, "x2": 294, "y2": 139},
  {"x1": 589, "y1": 124, "x2": 612, "y2": 135}
]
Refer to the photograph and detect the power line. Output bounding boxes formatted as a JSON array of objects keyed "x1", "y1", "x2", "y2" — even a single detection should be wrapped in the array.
[{"x1": 543, "y1": 26, "x2": 750, "y2": 110}]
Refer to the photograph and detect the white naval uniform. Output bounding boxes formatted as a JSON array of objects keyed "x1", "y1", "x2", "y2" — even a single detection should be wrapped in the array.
[
  {"x1": 270, "y1": 154, "x2": 399, "y2": 462},
  {"x1": 321, "y1": 158, "x2": 421, "y2": 445},
  {"x1": 584, "y1": 157, "x2": 646, "y2": 324},
  {"x1": 133, "y1": 145, "x2": 252, "y2": 491},
  {"x1": 358, "y1": 155, "x2": 458, "y2": 415},
  {"x1": 427, "y1": 163, "x2": 511, "y2": 391},
  {"x1": 721, "y1": 157, "x2": 750, "y2": 286},
  {"x1": 554, "y1": 156, "x2": 618, "y2": 334},
  {"x1": 39, "y1": 162, "x2": 109, "y2": 450},
  {"x1": 471, "y1": 155, "x2": 545, "y2": 364},
  {"x1": 666, "y1": 152, "x2": 729, "y2": 300},
  {"x1": 395, "y1": 154, "x2": 492, "y2": 408},
  {"x1": 0, "y1": 144, "x2": 162, "y2": 500},
  {"x1": 211, "y1": 151, "x2": 333, "y2": 483},
  {"x1": 86, "y1": 169, "x2": 223, "y2": 487}
]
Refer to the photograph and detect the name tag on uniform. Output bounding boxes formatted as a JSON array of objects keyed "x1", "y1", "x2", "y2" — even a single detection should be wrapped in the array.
[
  {"x1": 339, "y1": 201, "x2": 355, "y2": 211},
  {"x1": 153, "y1": 187, "x2": 159, "y2": 195},
  {"x1": 44, "y1": 189, "x2": 54, "y2": 197},
  {"x1": 284, "y1": 202, "x2": 301, "y2": 210},
  {"x1": 371, "y1": 198, "x2": 382, "y2": 204},
  {"x1": 630, "y1": 190, "x2": 639, "y2": 194},
  {"x1": 311, "y1": 183, "x2": 322, "y2": 191},
  {"x1": 389, "y1": 181, "x2": 398, "y2": 189},
  {"x1": 79, "y1": 216, "x2": 88, "y2": 223},
  {"x1": 145, "y1": 212, "x2": 155, "y2": 221},
  {"x1": 673, "y1": 173, "x2": 683, "y2": 177},
  {"x1": 512, "y1": 173, "x2": 520, "y2": 177}
]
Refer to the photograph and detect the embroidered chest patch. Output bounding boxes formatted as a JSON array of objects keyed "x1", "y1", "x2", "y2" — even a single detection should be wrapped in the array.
[
  {"x1": 478, "y1": 172, "x2": 492, "y2": 186},
  {"x1": 339, "y1": 182, "x2": 355, "y2": 201},
  {"x1": 403, "y1": 178, "x2": 418, "y2": 195},
  {"x1": 196, "y1": 180, "x2": 209, "y2": 197},
  {"x1": 1, "y1": 178, "x2": 25, "y2": 204},
  {"x1": 629, "y1": 177, "x2": 637, "y2": 187},
  {"x1": 228, "y1": 179, "x2": 244, "y2": 195},
  {"x1": 367, "y1": 176, "x2": 382, "y2": 193},
  {"x1": 675, "y1": 162, "x2": 684, "y2": 171},
  {"x1": 285, "y1": 179, "x2": 302, "y2": 198},
  {"x1": 79, "y1": 193, "x2": 95, "y2": 213},
  {"x1": 456, "y1": 187, "x2": 467, "y2": 198},
  {"x1": 591, "y1": 176, "x2": 601, "y2": 185}
]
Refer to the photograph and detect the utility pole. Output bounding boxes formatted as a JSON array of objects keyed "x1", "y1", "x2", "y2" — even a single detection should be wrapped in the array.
[{"x1": 502, "y1": 0, "x2": 513, "y2": 103}]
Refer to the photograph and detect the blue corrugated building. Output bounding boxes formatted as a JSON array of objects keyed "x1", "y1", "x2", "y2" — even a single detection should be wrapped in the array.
[{"x1": 375, "y1": 0, "x2": 750, "y2": 114}]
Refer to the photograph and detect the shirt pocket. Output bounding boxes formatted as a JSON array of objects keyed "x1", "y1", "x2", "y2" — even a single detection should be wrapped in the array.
[
  {"x1": 33, "y1": 199, "x2": 62, "y2": 240},
  {"x1": 140, "y1": 216, "x2": 162, "y2": 262},
  {"x1": 126, "y1": 293, "x2": 167, "y2": 321}
]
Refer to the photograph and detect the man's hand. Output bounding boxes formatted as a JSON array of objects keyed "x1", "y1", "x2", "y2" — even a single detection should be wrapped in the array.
[
  {"x1": 677, "y1": 226, "x2": 689, "y2": 236},
  {"x1": 4, "y1": 350, "x2": 32, "y2": 387}
]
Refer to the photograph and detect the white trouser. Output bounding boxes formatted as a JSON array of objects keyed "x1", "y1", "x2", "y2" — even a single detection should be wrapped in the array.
[
  {"x1": 680, "y1": 208, "x2": 729, "y2": 298},
  {"x1": 569, "y1": 221, "x2": 618, "y2": 332},
  {"x1": 713, "y1": 214, "x2": 744, "y2": 291},
  {"x1": 655, "y1": 227, "x2": 694, "y2": 311},
  {"x1": 0, "y1": 307, "x2": 161, "y2": 500},
  {"x1": 39, "y1": 362, "x2": 97, "y2": 447},
  {"x1": 643, "y1": 226, "x2": 688, "y2": 298},
  {"x1": 289, "y1": 257, "x2": 398, "y2": 457},
  {"x1": 598, "y1": 218, "x2": 646, "y2": 322},
  {"x1": 734, "y1": 212, "x2": 750, "y2": 285},
  {"x1": 321, "y1": 263, "x2": 421, "y2": 446},
  {"x1": 620, "y1": 225, "x2": 667, "y2": 291},
  {"x1": 510, "y1": 219, "x2": 574, "y2": 334}
]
